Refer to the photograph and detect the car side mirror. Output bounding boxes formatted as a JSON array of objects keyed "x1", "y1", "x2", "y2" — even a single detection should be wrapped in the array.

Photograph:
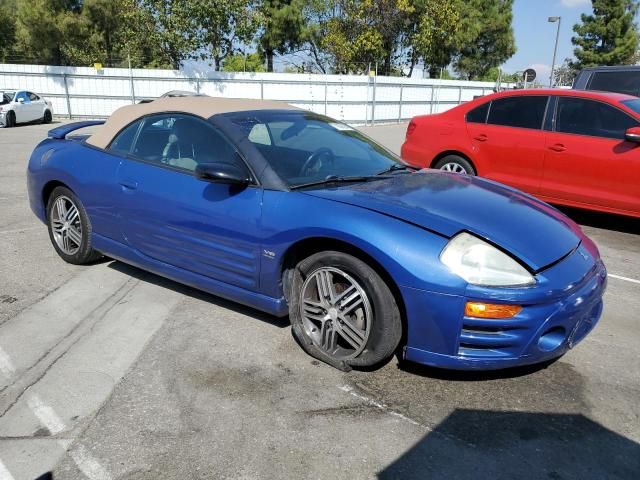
[
  {"x1": 195, "y1": 162, "x2": 250, "y2": 186},
  {"x1": 625, "y1": 126, "x2": 640, "y2": 143},
  {"x1": 17, "y1": 98, "x2": 24, "y2": 103}
]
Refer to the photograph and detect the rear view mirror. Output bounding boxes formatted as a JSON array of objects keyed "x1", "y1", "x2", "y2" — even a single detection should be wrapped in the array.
[
  {"x1": 195, "y1": 162, "x2": 250, "y2": 186},
  {"x1": 625, "y1": 126, "x2": 640, "y2": 143}
]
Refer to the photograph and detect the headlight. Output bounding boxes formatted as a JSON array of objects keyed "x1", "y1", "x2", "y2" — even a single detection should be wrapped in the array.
[{"x1": 440, "y1": 232, "x2": 535, "y2": 287}]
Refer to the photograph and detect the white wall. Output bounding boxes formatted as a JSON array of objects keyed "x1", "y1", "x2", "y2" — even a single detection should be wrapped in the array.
[{"x1": 0, "y1": 63, "x2": 506, "y2": 124}]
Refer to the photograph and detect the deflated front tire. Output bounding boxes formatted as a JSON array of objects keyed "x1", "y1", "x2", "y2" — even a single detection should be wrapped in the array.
[{"x1": 288, "y1": 251, "x2": 402, "y2": 371}]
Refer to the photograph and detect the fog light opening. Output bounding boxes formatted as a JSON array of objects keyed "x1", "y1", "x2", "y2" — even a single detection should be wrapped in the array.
[{"x1": 538, "y1": 327, "x2": 567, "y2": 352}]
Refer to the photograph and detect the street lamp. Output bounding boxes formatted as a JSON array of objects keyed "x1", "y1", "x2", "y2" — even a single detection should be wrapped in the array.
[{"x1": 548, "y1": 16, "x2": 561, "y2": 87}]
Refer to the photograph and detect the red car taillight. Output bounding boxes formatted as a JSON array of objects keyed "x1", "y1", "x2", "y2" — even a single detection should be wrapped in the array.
[{"x1": 406, "y1": 120, "x2": 417, "y2": 138}]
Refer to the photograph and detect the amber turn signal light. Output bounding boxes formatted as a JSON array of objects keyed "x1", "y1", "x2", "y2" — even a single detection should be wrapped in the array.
[{"x1": 464, "y1": 302, "x2": 522, "y2": 319}]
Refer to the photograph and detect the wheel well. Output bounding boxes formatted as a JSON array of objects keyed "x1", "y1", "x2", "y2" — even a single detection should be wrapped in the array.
[
  {"x1": 281, "y1": 237, "x2": 408, "y2": 347},
  {"x1": 430, "y1": 150, "x2": 476, "y2": 172},
  {"x1": 42, "y1": 181, "x2": 69, "y2": 213}
]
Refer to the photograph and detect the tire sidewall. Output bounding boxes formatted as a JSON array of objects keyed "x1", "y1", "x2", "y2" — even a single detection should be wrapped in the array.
[
  {"x1": 46, "y1": 186, "x2": 97, "y2": 264},
  {"x1": 43, "y1": 110, "x2": 52, "y2": 124},
  {"x1": 435, "y1": 155, "x2": 475, "y2": 175},
  {"x1": 6, "y1": 111, "x2": 15, "y2": 128},
  {"x1": 289, "y1": 251, "x2": 402, "y2": 369}
]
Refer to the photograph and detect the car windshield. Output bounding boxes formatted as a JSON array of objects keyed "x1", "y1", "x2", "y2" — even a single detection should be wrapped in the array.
[
  {"x1": 225, "y1": 110, "x2": 405, "y2": 187},
  {"x1": 1, "y1": 92, "x2": 15, "y2": 105},
  {"x1": 620, "y1": 98, "x2": 640, "y2": 115}
]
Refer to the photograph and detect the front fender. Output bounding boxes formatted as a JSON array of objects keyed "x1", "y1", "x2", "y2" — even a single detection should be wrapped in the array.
[{"x1": 259, "y1": 190, "x2": 467, "y2": 299}]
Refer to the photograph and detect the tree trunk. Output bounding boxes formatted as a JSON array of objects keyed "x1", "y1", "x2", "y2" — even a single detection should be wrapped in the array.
[
  {"x1": 266, "y1": 49, "x2": 274, "y2": 72},
  {"x1": 428, "y1": 65, "x2": 439, "y2": 79}
]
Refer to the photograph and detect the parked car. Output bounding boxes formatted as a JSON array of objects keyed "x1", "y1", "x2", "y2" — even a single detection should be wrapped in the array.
[
  {"x1": 573, "y1": 65, "x2": 640, "y2": 96},
  {"x1": 402, "y1": 89, "x2": 640, "y2": 218},
  {"x1": 0, "y1": 90, "x2": 53, "y2": 127},
  {"x1": 27, "y1": 97, "x2": 606, "y2": 371}
]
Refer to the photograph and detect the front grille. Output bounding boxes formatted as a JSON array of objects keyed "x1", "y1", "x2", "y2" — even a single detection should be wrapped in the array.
[{"x1": 458, "y1": 319, "x2": 530, "y2": 358}]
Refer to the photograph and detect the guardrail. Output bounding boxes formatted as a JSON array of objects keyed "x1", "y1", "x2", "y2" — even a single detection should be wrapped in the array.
[{"x1": 0, "y1": 64, "x2": 507, "y2": 125}]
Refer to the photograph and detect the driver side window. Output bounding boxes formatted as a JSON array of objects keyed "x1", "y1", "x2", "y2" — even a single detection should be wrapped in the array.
[
  {"x1": 129, "y1": 114, "x2": 242, "y2": 173},
  {"x1": 14, "y1": 91, "x2": 29, "y2": 103}
]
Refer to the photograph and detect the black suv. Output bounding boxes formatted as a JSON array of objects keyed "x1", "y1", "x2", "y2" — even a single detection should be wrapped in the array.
[{"x1": 573, "y1": 65, "x2": 640, "y2": 96}]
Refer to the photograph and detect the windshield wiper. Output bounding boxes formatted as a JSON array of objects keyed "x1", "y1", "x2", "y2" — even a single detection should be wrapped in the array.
[
  {"x1": 291, "y1": 175, "x2": 386, "y2": 190},
  {"x1": 375, "y1": 164, "x2": 414, "y2": 175}
]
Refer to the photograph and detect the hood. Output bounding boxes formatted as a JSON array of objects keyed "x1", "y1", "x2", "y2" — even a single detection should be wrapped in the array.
[{"x1": 303, "y1": 171, "x2": 582, "y2": 271}]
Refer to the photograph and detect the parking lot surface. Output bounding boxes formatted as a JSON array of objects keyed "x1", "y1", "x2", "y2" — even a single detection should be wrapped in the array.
[{"x1": 0, "y1": 121, "x2": 639, "y2": 480}]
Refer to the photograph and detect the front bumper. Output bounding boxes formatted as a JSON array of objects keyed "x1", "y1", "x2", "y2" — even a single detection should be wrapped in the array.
[{"x1": 402, "y1": 245, "x2": 607, "y2": 370}]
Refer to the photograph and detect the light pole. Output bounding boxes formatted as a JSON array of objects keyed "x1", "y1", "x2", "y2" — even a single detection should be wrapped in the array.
[{"x1": 548, "y1": 16, "x2": 561, "y2": 87}]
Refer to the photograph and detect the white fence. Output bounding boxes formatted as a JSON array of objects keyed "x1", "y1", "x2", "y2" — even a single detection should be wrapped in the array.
[{"x1": 0, "y1": 63, "x2": 505, "y2": 124}]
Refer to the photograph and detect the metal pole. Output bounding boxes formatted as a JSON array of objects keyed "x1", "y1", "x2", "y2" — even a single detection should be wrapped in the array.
[
  {"x1": 429, "y1": 85, "x2": 434, "y2": 114},
  {"x1": 458, "y1": 85, "x2": 463, "y2": 105},
  {"x1": 260, "y1": 78, "x2": 264, "y2": 99},
  {"x1": 324, "y1": 76, "x2": 328, "y2": 115},
  {"x1": 371, "y1": 62, "x2": 377, "y2": 125},
  {"x1": 63, "y1": 73, "x2": 72, "y2": 119},
  {"x1": 195, "y1": 77, "x2": 200, "y2": 94},
  {"x1": 398, "y1": 83, "x2": 403, "y2": 123},
  {"x1": 549, "y1": 17, "x2": 561, "y2": 87},
  {"x1": 128, "y1": 53, "x2": 135, "y2": 104}
]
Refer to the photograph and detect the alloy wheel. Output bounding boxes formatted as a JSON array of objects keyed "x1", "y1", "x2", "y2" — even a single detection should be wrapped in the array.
[
  {"x1": 439, "y1": 162, "x2": 468, "y2": 174},
  {"x1": 300, "y1": 267, "x2": 372, "y2": 359},
  {"x1": 50, "y1": 195, "x2": 82, "y2": 255}
]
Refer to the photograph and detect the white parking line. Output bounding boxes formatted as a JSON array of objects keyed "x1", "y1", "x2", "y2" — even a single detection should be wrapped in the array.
[
  {"x1": 26, "y1": 395, "x2": 66, "y2": 435},
  {"x1": 0, "y1": 460, "x2": 15, "y2": 480},
  {"x1": 0, "y1": 347, "x2": 16, "y2": 379},
  {"x1": 68, "y1": 445, "x2": 112, "y2": 480},
  {"x1": 608, "y1": 274, "x2": 640, "y2": 285}
]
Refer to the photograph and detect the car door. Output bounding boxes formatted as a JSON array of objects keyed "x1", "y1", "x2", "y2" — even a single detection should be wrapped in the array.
[
  {"x1": 465, "y1": 95, "x2": 549, "y2": 194},
  {"x1": 12, "y1": 91, "x2": 30, "y2": 123},
  {"x1": 116, "y1": 113, "x2": 263, "y2": 291},
  {"x1": 27, "y1": 92, "x2": 44, "y2": 120},
  {"x1": 542, "y1": 96, "x2": 640, "y2": 214}
]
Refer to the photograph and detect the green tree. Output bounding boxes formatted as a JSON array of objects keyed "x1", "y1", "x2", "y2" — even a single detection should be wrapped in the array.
[
  {"x1": 554, "y1": 58, "x2": 579, "y2": 86},
  {"x1": 14, "y1": 0, "x2": 86, "y2": 65},
  {"x1": 191, "y1": 0, "x2": 258, "y2": 71},
  {"x1": 407, "y1": 0, "x2": 462, "y2": 77},
  {"x1": 258, "y1": 0, "x2": 305, "y2": 72},
  {"x1": 138, "y1": 0, "x2": 202, "y2": 69},
  {"x1": 572, "y1": 0, "x2": 639, "y2": 67},
  {"x1": 454, "y1": 0, "x2": 516, "y2": 80},
  {"x1": 0, "y1": 0, "x2": 17, "y2": 62},
  {"x1": 222, "y1": 52, "x2": 266, "y2": 72}
]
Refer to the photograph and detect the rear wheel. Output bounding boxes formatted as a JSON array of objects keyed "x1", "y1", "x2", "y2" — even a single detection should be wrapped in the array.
[
  {"x1": 46, "y1": 187, "x2": 102, "y2": 264},
  {"x1": 288, "y1": 251, "x2": 402, "y2": 371},
  {"x1": 434, "y1": 154, "x2": 475, "y2": 175},
  {"x1": 43, "y1": 110, "x2": 52, "y2": 124}
]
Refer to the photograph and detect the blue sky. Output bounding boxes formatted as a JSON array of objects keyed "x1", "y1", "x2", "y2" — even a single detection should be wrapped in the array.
[{"x1": 503, "y1": 0, "x2": 594, "y2": 81}]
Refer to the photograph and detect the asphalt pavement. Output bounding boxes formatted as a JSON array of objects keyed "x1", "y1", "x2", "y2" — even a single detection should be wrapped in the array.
[{"x1": 0, "y1": 120, "x2": 638, "y2": 480}]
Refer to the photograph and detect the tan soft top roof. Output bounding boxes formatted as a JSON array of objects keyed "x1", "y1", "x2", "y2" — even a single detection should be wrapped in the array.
[{"x1": 86, "y1": 96, "x2": 299, "y2": 149}]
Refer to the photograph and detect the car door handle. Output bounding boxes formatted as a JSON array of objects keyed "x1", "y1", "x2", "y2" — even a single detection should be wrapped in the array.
[
  {"x1": 474, "y1": 134, "x2": 488, "y2": 142},
  {"x1": 119, "y1": 179, "x2": 138, "y2": 190},
  {"x1": 549, "y1": 143, "x2": 566, "y2": 152}
]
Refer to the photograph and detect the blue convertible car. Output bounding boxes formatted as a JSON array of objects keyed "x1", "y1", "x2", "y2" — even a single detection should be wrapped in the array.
[{"x1": 27, "y1": 97, "x2": 607, "y2": 371}]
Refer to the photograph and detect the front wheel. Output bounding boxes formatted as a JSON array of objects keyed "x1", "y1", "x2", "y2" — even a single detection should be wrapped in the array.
[
  {"x1": 46, "y1": 186, "x2": 102, "y2": 264},
  {"x1": 5, "y1": 111, "x2": 15, "y2": 128},
  {"x1": 288, "y1": 251, "x2": 402, "y2": 371},
  {"x1": 43, "y1": 110, "x2": 52, "y2": 124},
  {"x1": 434, "y1": 155, "x2": 475, "y2": 175}
]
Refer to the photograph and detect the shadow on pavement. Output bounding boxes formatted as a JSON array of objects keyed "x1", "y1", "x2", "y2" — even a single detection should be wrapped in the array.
[
  {"x1": 557, "y1": 205, "x2": 640, "y2": 235},
  {"x1": 107, "y1": 260, "x2": 290, "y2": 329},
  {"x1": 378, "y1": 409, "x2": 639, "y2": 480}
]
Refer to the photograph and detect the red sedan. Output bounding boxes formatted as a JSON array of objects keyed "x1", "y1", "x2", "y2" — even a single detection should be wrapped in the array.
[{"x1": 401, "y1": 89, "x2": 640, "y2": 218}]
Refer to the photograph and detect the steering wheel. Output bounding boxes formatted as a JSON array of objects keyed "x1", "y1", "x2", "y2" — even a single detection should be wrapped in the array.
[{"x1": 300, "y1": 147, "x2": 335, "y2": 177}]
